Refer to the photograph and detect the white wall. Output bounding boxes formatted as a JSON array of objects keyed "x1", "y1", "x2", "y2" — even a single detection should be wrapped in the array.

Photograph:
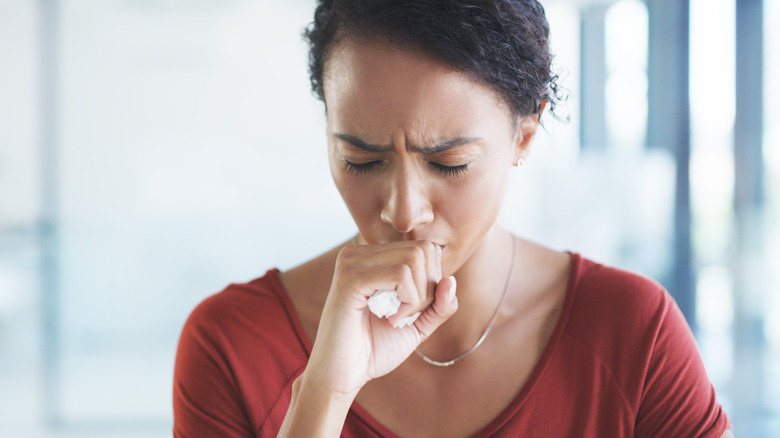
[{"x1": 0, "y1": 0, "x2": 681, "y2": 435}]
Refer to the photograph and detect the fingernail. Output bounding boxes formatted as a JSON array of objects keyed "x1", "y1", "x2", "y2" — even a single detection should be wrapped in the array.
[{"x1": 448, "y1": 276, "x2": 457, "y2": 301}]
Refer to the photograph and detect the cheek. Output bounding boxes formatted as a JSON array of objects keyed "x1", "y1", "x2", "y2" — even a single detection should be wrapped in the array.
[
  {"x1": 332, "y1": 170, "x2": 379, "y2": 224},
  {"x1": 435, "y1": 168, "x2": 509, "y2": 273},
  {"x1": 439, "y1": 163, "x2": 510, "y2": 221}
]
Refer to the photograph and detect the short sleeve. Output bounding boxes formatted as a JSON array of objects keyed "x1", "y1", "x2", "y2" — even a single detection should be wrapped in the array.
[
  {"x1": 634, "y1": 293, "x2": 731, "y2": 437},
  {"x1": 173, "y1": 299, "x2": 254, "y2": 438}
]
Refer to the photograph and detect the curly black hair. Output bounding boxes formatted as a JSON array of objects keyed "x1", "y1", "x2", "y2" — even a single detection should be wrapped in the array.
[{"x1": 303, "y1": 0, "x2": 562, "y2": 119}]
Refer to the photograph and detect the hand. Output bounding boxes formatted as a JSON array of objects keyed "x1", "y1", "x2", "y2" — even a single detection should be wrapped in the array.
[{"x1": 302, "y1": 240, "x2": 459, "y2": 398}]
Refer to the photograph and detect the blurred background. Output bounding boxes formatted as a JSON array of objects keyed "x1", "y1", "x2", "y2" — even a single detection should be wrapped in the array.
[{"x1": 0, "y1": 0, "x2": 776, "y2": 436}]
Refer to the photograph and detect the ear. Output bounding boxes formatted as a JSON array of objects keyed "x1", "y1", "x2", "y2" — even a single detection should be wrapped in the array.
[{"x1": 511, "y1": 100, "x2": 546, "y2": 165}]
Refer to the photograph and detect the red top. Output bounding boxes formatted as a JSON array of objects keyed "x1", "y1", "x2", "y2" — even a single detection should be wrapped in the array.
[{"x1": 173, "y1": 253, "x2": 730, "y2": 437}]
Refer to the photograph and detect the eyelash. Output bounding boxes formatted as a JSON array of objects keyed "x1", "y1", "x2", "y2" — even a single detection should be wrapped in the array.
[{"x1": 343, "y1": 160, "x2": 470, "y2": 177}]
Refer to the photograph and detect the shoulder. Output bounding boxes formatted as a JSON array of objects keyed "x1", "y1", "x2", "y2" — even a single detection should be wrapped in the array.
[
  {"x1": 560, "y1": 255, "x2": 678, "y2": 405},
  {"x1": 563, "y1": 255, "x2": 680, "y2": 374},
  {"x1": 180, "y1": 269, "x2": 313, "y2": 368},
  {"x1": 566, "y1": 255, "x2": 672, "y2": 339},
  {"x1": 177, "y1": 268, "x2": 308, "y2": 374},
  {"x1": 183, "y1": 269, "x2": 293, "y2": 343},
  {"x1": 572, "y1": 255, "x2": 668, "y2": 304},
  {"x1": 174, "y1": 269, "x2": 310, "y2": 436},
  {"x1": 559, "y1": 255, "x2": 730, "y2": 435}
]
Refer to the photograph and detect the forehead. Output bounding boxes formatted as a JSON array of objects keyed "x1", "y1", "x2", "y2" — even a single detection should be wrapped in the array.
[{"x1": 322, "y1": 38, "x2": 513, "y2": 135}]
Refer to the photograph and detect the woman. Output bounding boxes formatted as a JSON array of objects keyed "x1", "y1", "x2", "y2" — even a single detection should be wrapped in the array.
[{"x1": 173, "y1": 1, "x2": 732, "y2": 436}]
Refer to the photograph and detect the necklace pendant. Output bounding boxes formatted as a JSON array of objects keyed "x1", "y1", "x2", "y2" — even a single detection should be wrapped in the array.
[{"x1": 416, "y1": 349, "x2": 456, "y2": 367}]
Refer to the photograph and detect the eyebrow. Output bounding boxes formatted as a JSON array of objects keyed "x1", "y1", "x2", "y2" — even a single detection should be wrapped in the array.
[{"x1": 334, "y1": 133, "x2": 481, "y2": 154}]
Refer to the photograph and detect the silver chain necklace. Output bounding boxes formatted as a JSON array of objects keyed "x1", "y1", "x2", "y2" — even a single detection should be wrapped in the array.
[{"x1": 415, "y1": 235, "x2": 516, "y2": 367}]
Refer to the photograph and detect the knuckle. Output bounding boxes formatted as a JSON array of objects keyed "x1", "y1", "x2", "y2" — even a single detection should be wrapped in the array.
[
  {"x1": 405, "y1": 281, "x2": 421, "y2": 306},
  {"x1": 394, "y1": 263, "x2": 412, "y2": 280},
  {"x1": 335, "y1": 250, "x2": 350, "y2": 267},
  {"x1": 334, "y1": 255, "x2": 350, "y2": 271},
  {"x1": 336, "y1": 245, "x2": 365, "y2": 267},
  {"x1": 337, "y1": 245, "x2": 359, "y2": 259},
  {"x1": 337, "y1": 245, "x2": 352, "y2": 257},
  {"x1": 407, "y1": 246, "x2": 426, "y2": 265}
]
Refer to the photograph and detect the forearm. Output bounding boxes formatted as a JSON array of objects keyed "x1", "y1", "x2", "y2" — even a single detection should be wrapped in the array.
[{"x1": 277, "y1": 372, "x2": 357, "y2": 437}]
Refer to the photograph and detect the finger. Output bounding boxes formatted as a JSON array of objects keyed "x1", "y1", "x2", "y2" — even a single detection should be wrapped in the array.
[
  {"x1": 412, "y1": 241, "x2": 439, "y2": 312},
  {"x1": 335, "y1": 264, "x2": 418, "y2": 308},
  {"x1": 338, "y1": 263, "x2": 428, "y2": 332},
  {"x1": 343, "y1": 243, "x2": 433, "y2": 319},
  {"x1": 412, "y1": 276, "x2": 458, "y2": 341},
  {"x1": 340, "y1": 239, "x2": 425, "y2": 256},
  {"x1": 419, "y1": 241, "x2": 441, "y2": 296},
  {"x1": 434, "y1": 244, "x2": 442, "y2": 284},
  {"x1": 389, "y1": 243, "x2": 439, "y2": 324},
  {"x1": 337, "y1": 241, "x2": 440, "y2": 324}
]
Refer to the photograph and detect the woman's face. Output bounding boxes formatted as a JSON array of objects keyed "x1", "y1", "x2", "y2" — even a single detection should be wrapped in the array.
[{"x1": 323, "y1": 38, "x2": 538, "y2": 275}]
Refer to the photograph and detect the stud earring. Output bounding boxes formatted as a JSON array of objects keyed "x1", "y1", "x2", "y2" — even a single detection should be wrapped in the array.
[{"x1": 514, "y1": 157, "x2": 525, "y2": 167}]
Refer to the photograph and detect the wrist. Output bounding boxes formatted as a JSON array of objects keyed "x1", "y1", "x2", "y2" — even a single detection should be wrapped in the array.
[
  {"x1": 295, "y1": 369, "x2": 360, "y2": 407},
  {"x1": 279, "y1": 371, "x2": 358, "y2": 437}
]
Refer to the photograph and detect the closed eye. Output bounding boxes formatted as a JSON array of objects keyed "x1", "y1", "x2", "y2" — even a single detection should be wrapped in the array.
[
  {"x1": 342, "y1": 159, "x2": 471, "y2": 177},
  {"x1": 429, "y1": 162, "x2": 470, "y2": 177},
  {"x1": 343, "y1": 159, "x2": 380, "y2": 175}
]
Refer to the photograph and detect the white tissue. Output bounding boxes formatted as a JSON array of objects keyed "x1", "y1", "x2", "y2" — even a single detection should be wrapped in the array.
[
  {"x1": 367, "y1": 290, "x2": 401, "y2": 317},
  {"x1": 368, "y1": 290, "x2": 421, "y2": 327}
]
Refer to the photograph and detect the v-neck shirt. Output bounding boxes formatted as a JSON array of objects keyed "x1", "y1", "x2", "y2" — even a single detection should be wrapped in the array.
[{"x1": 173, "y1": 253, "x2": 730, "y2": 437}]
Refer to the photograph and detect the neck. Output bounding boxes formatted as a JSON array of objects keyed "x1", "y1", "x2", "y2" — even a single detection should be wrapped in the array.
[{"x1": 417, "y1": 224, "x2": 516, "y2": 362}]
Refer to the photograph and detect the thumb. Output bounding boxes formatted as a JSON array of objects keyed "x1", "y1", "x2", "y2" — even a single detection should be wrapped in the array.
[{"x1": 412, "y1": 276, "x2": 458, "y2": 341}]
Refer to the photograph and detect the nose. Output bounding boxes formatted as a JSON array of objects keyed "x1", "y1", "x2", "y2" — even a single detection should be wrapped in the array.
[{"x1": 380, "y1": 166, "x2": 434, "y2": 234}]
